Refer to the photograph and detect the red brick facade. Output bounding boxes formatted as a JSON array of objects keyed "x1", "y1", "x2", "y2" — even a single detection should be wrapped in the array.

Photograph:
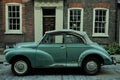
[
  {"x1": 0, "y1": 0, "x2": 34, "y2": 47},
  {"x1": 93, "y1": 3, "x2": 110, "y2": 8},
  {"x1": 0, "y1": 0, "x2": 118, "y2": 47},
  {"x1": 69, "y1": 3, "x2": 84, "y2": 8}
]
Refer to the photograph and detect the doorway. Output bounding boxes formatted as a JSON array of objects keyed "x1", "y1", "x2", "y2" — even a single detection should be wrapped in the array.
[{"x1": 43, "y1": 8, "x2": 55, "y2": 35}]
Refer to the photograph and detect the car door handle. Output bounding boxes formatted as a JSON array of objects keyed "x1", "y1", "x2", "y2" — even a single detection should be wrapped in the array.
[{"x1": 60, "y1": 46, "x2": 65, "y2": 49}]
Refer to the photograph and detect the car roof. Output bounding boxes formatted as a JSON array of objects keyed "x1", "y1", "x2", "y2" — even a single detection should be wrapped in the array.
[
  {"x1": 45, "y1": 29, "x2": 87, "y2": 36},
  {"x1": 45, "y1": 29, "x2": 93, "y2": 44}
]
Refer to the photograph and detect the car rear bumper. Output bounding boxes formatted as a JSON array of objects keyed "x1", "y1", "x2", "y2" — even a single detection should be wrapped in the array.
[{"x1": 111, "y1": 56, "x2": 116, "y2": 65}]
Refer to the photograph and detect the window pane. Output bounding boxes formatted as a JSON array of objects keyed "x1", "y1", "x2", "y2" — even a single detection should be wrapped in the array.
[
  {"x1": 103, "y1": 16, "x2": 106, "y2": 21},
  {"x1": 70, "y1": 10, "x2": 73, "y2": 16},
  {"x1": 8, "y1": 6, "x2": 12, "y2": 11},
  {"x1": 77, "y1": 22, "x2": 80, "y2": 27},
  {"x1": 16, "y1": 6, "x2": 19, "y2": 11},
  {"x1": 70, "y1": 16, "x2": 73, "y2": 21},
  {"x1": 17, "y1": 25, "x2": 20, "y2": 30},
  {"x1": 9, "y1": 12, "x2": 12, "y2": 17},
  {"x1": 47, "y1": 34, "x2": 64, "y2": 44},
  {"x1": 13, "y1": 25, "x2": 16, "y2": 30},
  {"x1": 99, "y1": 16, "x2": 102, "y2": 21},
  {"x1": 13, "y1": 6, "x2": 16, "y2": 11},
  {"x1": 95, "y1": 17, "x2": 99, "y2": 21},
  {"x1": 74, "y1": 10, "x2": 77, "y2": 15},
  {"x1": 43, "y1": 8, "x2": 55, "y2": 16},
  {"x1": 96, "y1": 10, "x2": 99, "y2": 15},
  {"x1": 9, "y1": 19, "x2": 12, "y2": 23},
  {"x1": 17, "y1": 12, "x2": 20, "y2": 17},
  {"x1": 9, "y1": 25, "x2": 12, "y2": 29},
  {"x1": 13, "y1": 19, "x2": 16, "y2": 23},
  {"x1": 13, "y1": 12, "x2": 16, "y2": 17},
  {"x1": 78, "y1": 16, "x2": 80, "y2": 21},
  {"x1": 17, "y1": 19, "x2": 20, "y2": 24},
  {"x1": 103, "y1": 10, "x2": 106, "y2": 16},
  {"x1": 78, "y1": 10, "x2": 81, "y2": 15},
  {"x1": 66, "y1": 34, "x2": 84, "y2": 44}
]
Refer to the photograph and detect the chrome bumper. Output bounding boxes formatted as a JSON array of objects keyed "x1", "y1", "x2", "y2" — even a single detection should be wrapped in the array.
[{"x1": 111, "y1": 56, "x2": 116, "y2": 65}]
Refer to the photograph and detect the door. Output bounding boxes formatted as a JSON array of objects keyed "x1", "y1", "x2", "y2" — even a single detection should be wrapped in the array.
[
  {"x1": 43, "y1": 8, "x2": 55, "y2": 35},
  {"x1": 65, "y1": 33, "x2": 88, "y2": 66},
  {"x1": 37, "y1": 33, "x2": 66, "y2": 67}
]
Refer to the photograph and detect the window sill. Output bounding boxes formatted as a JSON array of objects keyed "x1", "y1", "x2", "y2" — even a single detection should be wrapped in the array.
[
  {"x1": 5, "y1": 32, "x2": 24, "y2": 35},
  {"x1": 92, "y1": 34, "x2": 109, "y2": 38}
]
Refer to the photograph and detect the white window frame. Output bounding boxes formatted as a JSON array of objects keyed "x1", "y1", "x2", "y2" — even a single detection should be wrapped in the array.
[
  {"x1": 5, "y1": 3, "x2": 22, "y2": 34},
  {"x1": 93, "y1": 8, "x2": 109, "y2": 37},
  {"x1": 68, "y1": 8, "x2": 83, "y2": 32}
]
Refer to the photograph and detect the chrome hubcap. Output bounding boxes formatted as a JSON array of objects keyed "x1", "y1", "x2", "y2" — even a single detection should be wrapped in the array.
[
  {"x1": 86, "y1": 61, "x2": 97, "y2": 71},
  {"x1": 14, "y1": 61, "x2": 28, "y2": 74}
]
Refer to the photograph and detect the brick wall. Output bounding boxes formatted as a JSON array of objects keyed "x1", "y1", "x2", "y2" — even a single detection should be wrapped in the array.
[
  {"x1": 24, "y1": 1, "x2": 34, "y2": 42},
  {"x1": 69, "y1": 3, "x2": 84, "y2": 8},
  {"x1": 64, "y1": 0, "x2": 116, "y2": 45},
  {"x1": 0, "y1": 1, "x2": 3, "y2": 47},
  {"x1": 0, "y1": 0, "x2": 117, "y2": 46},
  {"x1": 0, "y1": 0, "x2": 34, "y2": 47}
]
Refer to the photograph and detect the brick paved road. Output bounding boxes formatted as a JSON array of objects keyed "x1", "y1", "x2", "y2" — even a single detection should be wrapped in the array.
[{"x1": 0, "y1": 64, "x2": 120, "y2": 80}]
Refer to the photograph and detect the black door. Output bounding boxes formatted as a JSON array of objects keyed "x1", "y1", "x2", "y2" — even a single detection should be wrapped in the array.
[{"x1": 43, "y1": 8, "x2": 55, "y2": 35}]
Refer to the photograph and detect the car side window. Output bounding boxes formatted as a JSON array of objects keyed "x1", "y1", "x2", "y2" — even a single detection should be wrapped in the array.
[
  {"x1": 42, "y1": 34, "x2": 64, "y2": 44},
  {"x1": 65, "y1": 34, "x2": 84, "y2": 44}
]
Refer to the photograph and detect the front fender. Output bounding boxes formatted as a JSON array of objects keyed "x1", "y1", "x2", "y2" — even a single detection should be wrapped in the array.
[
  {"x1": 5, "y1": 48, "x2": 36, "y2": 65},
  {"x1": 78, "y1": 49, "x2": 112, "y2": 66},
  {"x1": 5, "y1": 48, "x2": 54, "y2": 68}
]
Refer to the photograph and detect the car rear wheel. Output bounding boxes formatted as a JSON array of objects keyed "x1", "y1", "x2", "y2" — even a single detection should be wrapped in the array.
[
  {"x1": 82, "y1": 57, "x2": 101, "y2": 75},
  {"x1": 11, "y1": 58, "x2": 30, "y2": 76}
]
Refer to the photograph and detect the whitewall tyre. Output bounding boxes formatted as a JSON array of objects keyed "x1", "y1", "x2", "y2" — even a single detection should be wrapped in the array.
[
  {"x1": 11, "y1": 59, "x2": 30, "y2": 76},
  {"x1": 82, "y1": 58, "x2": 101, "y2": 75}
]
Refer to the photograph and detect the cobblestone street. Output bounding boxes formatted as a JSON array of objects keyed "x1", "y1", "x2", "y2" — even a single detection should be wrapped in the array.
[{"x1": 0, "y1": 64, "x2": 120, "y2": 80}]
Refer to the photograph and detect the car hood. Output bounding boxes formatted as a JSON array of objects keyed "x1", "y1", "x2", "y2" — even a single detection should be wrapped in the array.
[{"x1": 15, "y1": 42, "x2": 38, "y2": 48}]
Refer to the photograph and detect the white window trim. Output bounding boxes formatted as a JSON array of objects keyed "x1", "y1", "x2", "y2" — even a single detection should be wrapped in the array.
[
  {"x1": 5, "y1": 3, "x2": 22, "y2": 34},
  {"x1": 68, "y1": 8, "x2": 84, "y2": 32},
  {"x1": 92, "y1": 8, "x2": 109, "y2": 37}
]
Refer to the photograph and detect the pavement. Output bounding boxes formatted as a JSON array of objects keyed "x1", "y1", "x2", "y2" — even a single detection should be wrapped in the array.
[
  {"x1": 0, "y1": 48, "x2": 5, "y2": 64},
  {"x1": 0, "y1": 55, "x2": 5, "y2": 63}
]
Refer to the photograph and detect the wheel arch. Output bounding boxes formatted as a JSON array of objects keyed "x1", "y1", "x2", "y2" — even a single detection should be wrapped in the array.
[
  {"x1": 81, "y1": 54, "x2": 104, "y2": 66},
  {"x1": 10, "y1": 55, "x2": 31, "y2": 66}
]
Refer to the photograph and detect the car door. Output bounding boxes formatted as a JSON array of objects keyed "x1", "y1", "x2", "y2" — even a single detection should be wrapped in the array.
[
  {"x1": 37, "y1": 33, "x2": 67, "y2": 67},
  {"x1": 65, "y1": 33, "x2": 89, "y2": 67}
]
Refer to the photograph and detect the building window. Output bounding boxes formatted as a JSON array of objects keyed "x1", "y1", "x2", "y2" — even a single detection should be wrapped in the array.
[
  {"x1": 93, "y1": 8, "x2": 109, "y2": 37},
  {"x1": 68, "y1": 8, "x2": 83, "y2": 31},
  {"x1": 5, "y1": 3, "x2": 22, "y2": 34}
]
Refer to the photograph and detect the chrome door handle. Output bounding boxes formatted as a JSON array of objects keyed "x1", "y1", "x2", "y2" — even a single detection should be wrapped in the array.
[{"x1": 60, "y1": 46, "x2": 65, "y2": 49}]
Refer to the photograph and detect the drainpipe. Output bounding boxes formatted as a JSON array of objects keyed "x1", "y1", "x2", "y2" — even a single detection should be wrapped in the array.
[{"x1": 115, "y1": 0, "x2": 118, "y2": 42}]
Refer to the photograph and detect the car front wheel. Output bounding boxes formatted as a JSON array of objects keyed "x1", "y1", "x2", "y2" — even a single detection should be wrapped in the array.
[
  {"x1": 82, "y1": 58, "x2": 101, "y2": 75},
  {"x1": 11, "y1": 59, "x2": 30, "y2": 76}
]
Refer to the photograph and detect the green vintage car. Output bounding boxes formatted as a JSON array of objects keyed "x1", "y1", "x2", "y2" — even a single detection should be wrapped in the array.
[{"x1": 4, "y1": 29, "x2": 115, "y2": 76}]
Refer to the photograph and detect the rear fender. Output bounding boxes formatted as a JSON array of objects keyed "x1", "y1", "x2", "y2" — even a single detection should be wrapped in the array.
[{"x1": 78, "y1": 49, "x2": 112, "y2": 66}]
